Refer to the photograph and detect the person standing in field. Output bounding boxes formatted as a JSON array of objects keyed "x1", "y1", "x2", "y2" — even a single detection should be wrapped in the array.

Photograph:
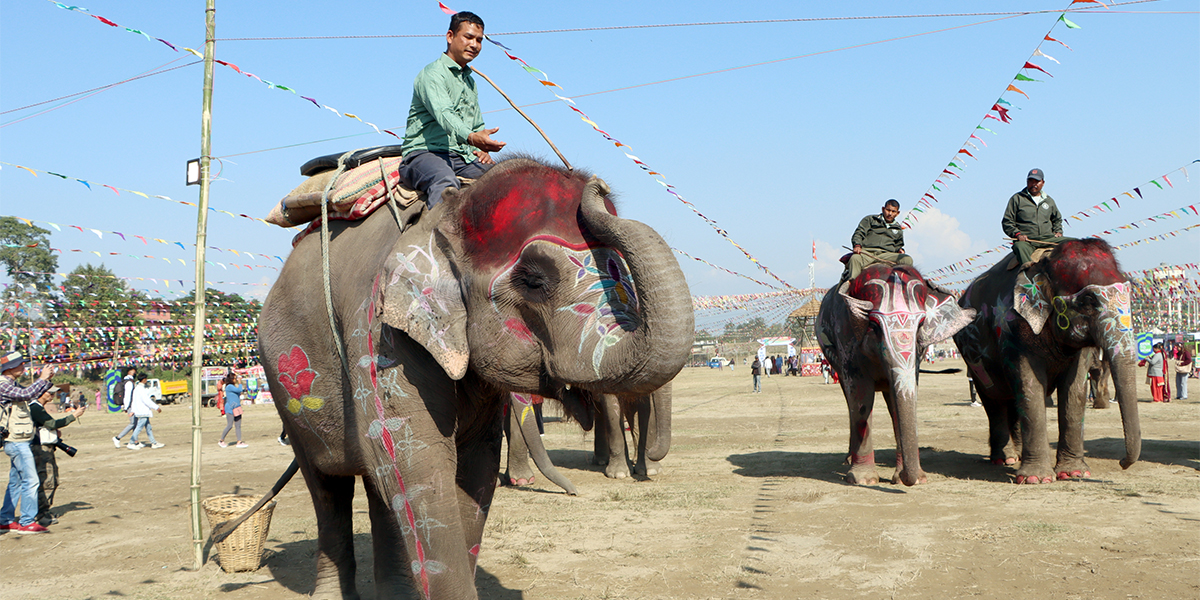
[{"x1": 218, "y1": 371, "x2": 248, "y2": 448}]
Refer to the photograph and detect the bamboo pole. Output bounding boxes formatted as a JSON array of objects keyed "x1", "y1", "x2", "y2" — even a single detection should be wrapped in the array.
[
  {"x1": 190, "y1": 0, "x2": 217, "y2": 571},
  {"x1": 470, "y1": 66, "x2": 572, "y2": 171}
]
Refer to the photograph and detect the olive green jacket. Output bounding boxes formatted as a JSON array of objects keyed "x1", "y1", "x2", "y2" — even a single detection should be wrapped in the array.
[
  {"x1": 851, "y1": 214, "x2": 905, "y2": 253},
  {"x1": 1002, "y1": 189, "x2": 1063, "y2": 240}
]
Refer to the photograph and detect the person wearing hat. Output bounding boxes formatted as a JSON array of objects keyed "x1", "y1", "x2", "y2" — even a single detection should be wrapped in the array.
[
  {"x1": 30, "y1": 386, "x2": 85, "y2": 526},
  {"x1": 0, "y1": 351, "x2": 55, "y2": 534},
  {"x1": 844, "y1": 199, "x2": 914, "y2": 280},
  {"x1": 1002, "y1": 168, "x2": 1075, "y2": 270}
]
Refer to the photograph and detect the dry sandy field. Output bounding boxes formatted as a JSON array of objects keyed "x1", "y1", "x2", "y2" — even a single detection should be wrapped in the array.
[{"x1": 2, "y1": 360, "x2": 1197, "y2": 600}]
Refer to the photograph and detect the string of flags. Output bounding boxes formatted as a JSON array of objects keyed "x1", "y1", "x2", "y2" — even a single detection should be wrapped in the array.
[
  {"x1": 672, "y1": 248, "x2": 783, "y2": 291},
  {"x1": 902, "y1": 1, "x2": 1096, "y2": 228},
  {"x1": 6, "y1": 214, "x2": 286, "y2": 267},
  {"x1": 435, "y1": 2, "x2": 796, "y2": 290},
  {"x1": 692, "y1": 289, "x2": 823, "y2": 312},
  {"x1": 42, "y1": 0, "x2": 397, "y2": 139},
  {"x1": 1063, "y1": 160, "x2": 1197, "y2": 226},
  {"x1": 1, "y1": 161, "x2": 275, "y2": 226},
  {"x1": 7, "y1": 269, "x2": 271, "y2": 292}
]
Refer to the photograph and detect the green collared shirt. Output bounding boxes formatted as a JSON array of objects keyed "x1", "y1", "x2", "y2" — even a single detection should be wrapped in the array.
[{"x1": 401, "y1": 53, "x2": 485, "y2": 163}]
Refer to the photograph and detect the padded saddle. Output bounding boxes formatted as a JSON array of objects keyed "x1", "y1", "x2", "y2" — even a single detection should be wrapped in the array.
[{"x1": 300, "y1": 145, "x2": 406, "y2": 177}]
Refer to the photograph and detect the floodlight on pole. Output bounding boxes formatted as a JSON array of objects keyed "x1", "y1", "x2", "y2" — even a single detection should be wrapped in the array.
[{"x1": 186, "y1": 158, "x2": 201, "y2": 186}]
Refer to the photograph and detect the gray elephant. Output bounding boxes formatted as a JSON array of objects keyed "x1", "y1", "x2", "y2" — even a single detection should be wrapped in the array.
[
  {"x1": 259, "y1": 158, "x2": 693, "y2": 599},
  {"x1": 593, "y1": 384, "x2": 670, "y2": 479},
  {"x1": 816, "y1": 264, "x2": 975, "y2": 486},
  {"x1": 1084, "y1": 347, "x2": 1114, "y2": 409},
  {"x1": 501, "y1": 392, "x2": 577, "y2": 494},
  {"x1": 953, "y1": 238, "x2": 1140, "y2": 484}
]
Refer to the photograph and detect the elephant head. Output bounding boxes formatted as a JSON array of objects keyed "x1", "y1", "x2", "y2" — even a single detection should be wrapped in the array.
[
  {"x1": 377, "y1": 158, "x2": 692, "y2": 441},
  {"x1": 838, "y1": 264, "x2": 975, "y2": 485},
  {"x1": 1011, "y1": 238, "x2": 1140, "y2": 468}
]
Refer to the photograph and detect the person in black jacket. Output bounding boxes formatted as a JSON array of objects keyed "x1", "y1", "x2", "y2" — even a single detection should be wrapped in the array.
[{"x1": 30, "y1": 386, "x2": 85, "y2": 526}]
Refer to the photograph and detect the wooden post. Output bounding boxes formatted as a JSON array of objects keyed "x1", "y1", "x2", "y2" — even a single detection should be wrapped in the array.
[{"x1": 190, "y1": 0, "x2": 217, "y2": 571}]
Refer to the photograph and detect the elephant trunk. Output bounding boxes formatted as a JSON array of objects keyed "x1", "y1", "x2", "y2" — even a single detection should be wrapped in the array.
[
  {"x1": 1105, "y1": 346, "x2": 1142, "y2": 469},
  {"x1": 645, "y1": 384, "x2": 672, "y2": 462},
  {"x1": 515, "y1": 402, "x2": 578, "y2": 495},
  {"x1": 577, "y1": 178, "x2": 694, "y2": 395},
  {"x1": 887, "y1": 367, "x2": 926, "y2": 487}
]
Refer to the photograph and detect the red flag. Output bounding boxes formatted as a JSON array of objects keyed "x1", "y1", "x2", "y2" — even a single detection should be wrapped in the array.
[
  {"x1": 439, "y1": 2, "x2": 456, "y2": 14},
  {"x1": 1023, "y1": 62, "x2": 1054, "y2": 77},
  {"x1": 812, "y1": 240, "x2": 817, "y2": 261},
  {"x1": 990, "y1": 104, "x2": 1011, "y2": 123}
]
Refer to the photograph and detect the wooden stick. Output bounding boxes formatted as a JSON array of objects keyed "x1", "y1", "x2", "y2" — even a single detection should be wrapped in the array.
[
  {"x1": 842, "y1": 246, "x2": 897, "y2": 266},
  {"x1": 470, "y1": 66, "x2": 573, "y2": 171},
  {"x1": 1004, "y1": 237, "x2": 1061, "y2": 246}
]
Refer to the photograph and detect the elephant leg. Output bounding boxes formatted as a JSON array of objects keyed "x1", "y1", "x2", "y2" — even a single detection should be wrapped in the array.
[
  {"x1": 503, "y1": 398, "x2": 536, "y2": 486},
  {"x1": 842, "y1": 374, "x2": 880, "y2": 485},
  {"x1": 363, "y1": 475, "x2": 411, "y2": 596},
  {"x1": 297, "y1": 460, "x2": 360, "y2": 600},
  {"x1": 1010, "y1": 354, "x2": 1055, "y2": 484},
  {"x1": 456, "y1": 419, "x2": 503, "y2": 575},
  {"x1": 630, "y1": 395, "x2": 661, "y2": 476},
  {"x1": 1054, "y1": 355, "x2": 1092, "y2": 479},
  {"x1": 880, "y1": 388, "x2": 926, "y2": 485},
  {"x1": 976, "y1": 388, "x2": 1017, "y2": 465},
  {"x1": 599, "y1": 394, "x2": 631, "y2": 479}
]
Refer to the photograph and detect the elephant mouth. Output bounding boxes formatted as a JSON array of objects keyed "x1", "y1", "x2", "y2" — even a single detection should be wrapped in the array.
[{"x1": 547, "y1": 383, "x2": 595, "y2": 431}]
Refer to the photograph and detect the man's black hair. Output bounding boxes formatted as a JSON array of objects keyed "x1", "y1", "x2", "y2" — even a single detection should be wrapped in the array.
[
  {"x1": 884, "y1": 199, "x2": 900, "y2": 209},
  {"x1": 450, "y1": 11, "x2": 484, "y2": 33}
]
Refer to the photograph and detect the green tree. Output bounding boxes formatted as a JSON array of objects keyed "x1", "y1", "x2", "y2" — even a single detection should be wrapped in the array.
[
  {"x1": 0, "y1": 216, "x2": 58, "y2": 289},
  {"x1": 47, "y1": 263, "x2": 136, "y2": 327}
]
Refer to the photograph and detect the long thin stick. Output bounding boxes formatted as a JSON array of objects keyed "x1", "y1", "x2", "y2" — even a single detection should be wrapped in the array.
[
  {"x1": 1004, "y1": 237, "x2": 1061, "y2": 246},
  {"x1": 842, "y1": 246, "x2": 898, "y2": 266},
  {"x1": 471, "y1": 66, "x2": 572, "y2": 171}
]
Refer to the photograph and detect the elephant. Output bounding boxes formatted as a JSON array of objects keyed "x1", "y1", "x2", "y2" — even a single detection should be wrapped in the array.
[
  {"x1": 815, "y1": 264, "x2": 976, "y2": 486},
  {"x1": 258, "y1": 158, "x2": 693, "y2": 599},
  {"x1": 593, "y1": 383, "x2": 671, "y2": 479},
  {"x1": 501, "y1": 392, "x2": 577, "y2": 494},
  {"x1": 952, "y1": 238, "x2": 1140, "y2": 484}
]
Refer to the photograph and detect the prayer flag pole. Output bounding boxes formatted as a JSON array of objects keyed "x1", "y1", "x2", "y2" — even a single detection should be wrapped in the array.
[{"x1": 471, "y1": 66, "x2": 572, "y2": 171}]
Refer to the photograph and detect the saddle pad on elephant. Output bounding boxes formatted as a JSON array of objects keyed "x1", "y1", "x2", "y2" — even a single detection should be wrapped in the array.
[
  {"x1": 1004, "y1": 247, "x2": 1053, "y2": 270},
  {"x1": 266, "y1": 156, "x2": 416, "y2": 229}
]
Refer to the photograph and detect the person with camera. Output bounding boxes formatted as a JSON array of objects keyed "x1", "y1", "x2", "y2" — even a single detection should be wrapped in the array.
[
  {"x1": 0, "y1": 351, "x2": 55, "y2": 534},
  {"x1": 30, "y1": 385, "x2": 85, "y2": 527},
  {"x1": 128, "y1": 373, "x2": 164, "y2": 450},
  {"x1": 218, "y1": 371, "x2": 248, "y2": 448}
]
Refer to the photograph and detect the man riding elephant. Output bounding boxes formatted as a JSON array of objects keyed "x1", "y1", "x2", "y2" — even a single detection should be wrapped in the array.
[
  {"x1": 1002, "y1": 168, "x2": 1074, "y2": 270},
  {"x1": 845, "y1": 199, "x2": 913, "y2": 280}
]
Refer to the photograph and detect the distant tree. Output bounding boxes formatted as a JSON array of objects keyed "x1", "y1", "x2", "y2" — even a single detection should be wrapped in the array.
[
  {"x1": 0, "y1": 216, "x2": 58, "y2": 289},
  {"x1": 47, "y1": 263, "x2": 136, "y2": 327}
]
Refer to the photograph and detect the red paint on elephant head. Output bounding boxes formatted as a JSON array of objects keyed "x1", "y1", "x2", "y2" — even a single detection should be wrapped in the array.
[
  {"x1": 1044, "y1": 238, "x2": 1124, "y2": 295},
  {"x1": 459, "y1": 164, "x2": 617, "y2": 268},
  {"x1": 847, "y1": 264, "x2": 929, "y2": 309}
]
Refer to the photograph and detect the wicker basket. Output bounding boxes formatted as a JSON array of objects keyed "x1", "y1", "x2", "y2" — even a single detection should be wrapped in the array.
[{"x1": 203, "y1": 494, "x2": 277, "y2": 573}]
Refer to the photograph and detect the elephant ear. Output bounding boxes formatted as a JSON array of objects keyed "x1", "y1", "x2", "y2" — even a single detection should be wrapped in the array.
[
  {"x1": 838, "y1": 281, "x2": 874, "y2": 322},
  {"x1": 918, "y1": 292, "x2": 976, "y2": 346},
  {"x1": 378, "y1": 231, "x2": 469, "y2": 380},
  {"x1": 1013, "y1": 271, "x2": 1052, "y2": 335}
]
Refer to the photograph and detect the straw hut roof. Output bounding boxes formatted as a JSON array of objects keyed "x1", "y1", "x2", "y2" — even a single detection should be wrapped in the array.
[{"x1": 788, "y1": 298, "x2": 821, "y2": 319}]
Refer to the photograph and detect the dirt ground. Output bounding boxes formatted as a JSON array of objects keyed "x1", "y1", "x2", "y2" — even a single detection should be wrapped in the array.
[{"x1": 2, "y1": 360, "x2": 1197, "y2": 600}]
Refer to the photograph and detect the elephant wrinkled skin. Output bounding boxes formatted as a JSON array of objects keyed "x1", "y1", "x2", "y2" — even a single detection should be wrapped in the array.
[
  {"x1": 953, "y1": 239, "x2": 1141, "y2": 484},
  {"x1": 259, "y1": 159, "x2": 693, "y2": 599},
  {"x1": 816, "y1": 265, "x2": 975, "y2": 486}
]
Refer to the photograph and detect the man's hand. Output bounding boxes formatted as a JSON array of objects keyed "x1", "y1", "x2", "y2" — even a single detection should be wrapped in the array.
[
  {"x1": 467, "y1": 127, "x2": 505, "y2": 153},
  {"x1": 473, "y1": 150, "x2": 495, "y2": 165},
  {"x1": 853, "y1": 245, "x2": 862, "y2": 254},
  {"x1": 1016, "y1": 233, "x2": 1029, "y2": 243},
  {"x1": 38, "y1": 365, "x2": 53, "y2": 380},
  {"x1": 73, "y1": 406, "x2": 86, "y2": 418}
]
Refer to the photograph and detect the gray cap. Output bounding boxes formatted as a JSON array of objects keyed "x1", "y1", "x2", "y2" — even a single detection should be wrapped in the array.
[{"x1": 1027, "y1": 168, "x2": 1044, "y2": 181}]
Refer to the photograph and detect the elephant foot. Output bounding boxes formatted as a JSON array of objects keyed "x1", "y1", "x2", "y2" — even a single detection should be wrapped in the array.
[
  {"x1": 1056, "y1": 470, "x2": 1090, "y2": 480},
  {"x1": 846, "y1": 466, "x2": 880, "y2": 485},
  {"x1": 503, "y1": 473, "x2": 536, "y2": 486},
  {"x1": 634, "y1": 460, "x2": 662, "y2": 477},
  {"x1": 604, "y1": 463, "x2": 631, "y2": 479},
  {"x1": 1054, "y1": 460, "x2": 1091, "y2": 480},
  {"x1": 892, "y1": 470, "x2": 928, "y2": 486},
  {"x1": 1014, "y1": 466, "x2": 1055, "y2": 484},
  {"x1": 990, "y1": 454, "x2": 1017, "y2": 466}
]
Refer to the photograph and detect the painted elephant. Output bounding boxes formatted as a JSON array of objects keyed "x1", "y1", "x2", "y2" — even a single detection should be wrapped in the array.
[
  {"x1": 816, "y1": 264, "x2": 975, "y2": 486},
  {"x1": 593, "y1": 383, "x2": 671, "y2": 479},
  {"x1": 259, "y1": 158, "x2": 693, "y2": 599},
  {"x1": 953, "y1": 238, "x2": 1140, "y2": 484},
  {"x1": 502, "y1": 392, "x2": 577, "y2": 494},
  {"x1": 1084, "y1": 347, "x2": 1114, "y2": 409}
]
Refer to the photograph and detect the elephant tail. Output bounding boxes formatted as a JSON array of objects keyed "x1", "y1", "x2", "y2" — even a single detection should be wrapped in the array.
[
  {"x1": 210, "y1": 459, "x2": 300, "y2": 544},
  {"x1": 918, "y1": 368, "x2": 963, "y2": 375}
]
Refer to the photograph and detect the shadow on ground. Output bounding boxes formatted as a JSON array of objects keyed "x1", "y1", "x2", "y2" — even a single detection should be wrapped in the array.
[
  {"x1": 208, "y1": 532, "x2": 521, "y2": 599},
  {"x1": 1090, "y1": 437, "x2": 1199, "y2": 471},
  {"x1": 727, "y1": 448, "x2": 1013, "y2": 485}
]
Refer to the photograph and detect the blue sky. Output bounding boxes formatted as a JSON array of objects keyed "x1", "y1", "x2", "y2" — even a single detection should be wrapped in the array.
[{"x1": 2, "y1": 1, "x2": 1196, "y2": 331}]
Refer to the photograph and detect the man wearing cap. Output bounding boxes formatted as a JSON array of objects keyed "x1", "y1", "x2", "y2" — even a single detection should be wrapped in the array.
[
  {"x1": 0, "y1": 351, "x2": 55, "y2": 534},
  {"x1": 1002, "y1": 168, "x2": 1075, "y2": 270},
  {"x1": 845, "y1": 199, "x2": 914, "y2": 280},
  {"x1": 30, "y1": 386, "x2": 85, "y2": 526},
  {"x1": 399, "y1": 10, "x2": 505, "y2": 209}
]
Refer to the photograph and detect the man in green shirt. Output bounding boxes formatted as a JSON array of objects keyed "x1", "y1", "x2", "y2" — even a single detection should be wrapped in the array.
[
  {"x1": 1002, "y1": 168, "x2": 1074, "y2": 269},
  {"x1": 845, "y1": 199, "x2": 913, "y2": 280},
  {"x1": 399, "y1": 11, "x2": 506, "y2": 208}
]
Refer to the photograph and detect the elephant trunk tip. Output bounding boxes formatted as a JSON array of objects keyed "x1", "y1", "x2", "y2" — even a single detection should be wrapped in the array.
[{"x1": 1119, "y1": 454, "x2": 1139, "y2": 470}]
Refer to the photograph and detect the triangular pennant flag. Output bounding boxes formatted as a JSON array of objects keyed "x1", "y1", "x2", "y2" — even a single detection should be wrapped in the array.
[
  {"x1": 1059, "y1": 15, "x2": 1081, "y2": 29},
  {"x1": 1014, "y1": 73, "x2": 1043, "y2": 82},
  {"x1": 1006, "y1": 84, "x2": 1029, "y2": 98},
  {"x1": 1023, "y1": 62, "x2": 1053, "y2": 77}
]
